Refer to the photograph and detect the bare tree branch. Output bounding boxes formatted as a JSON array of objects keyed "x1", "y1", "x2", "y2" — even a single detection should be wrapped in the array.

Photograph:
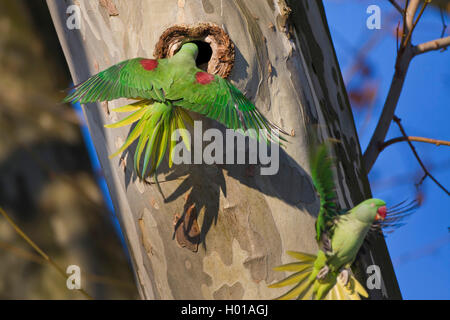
[
  {"x1": 393, "y1": 116, "x2": 450, "y2": 196},
  {"x1": 403, "y1": 0, "x2": 410, "y2": 39},
  {"x1": 405, "y1": 0, "x2": 421, "y2": 35},
  {"x1": 363, "y1": 1, "x2": 447, "y2": 173},
  {"x1": 363, "y1": 48, "x2": 413, "y2": 172},
  {"x1": 403, "y1": 0, "x2": 430, "y2": 49},
  {"x1": 388, "y1": 0, "x2": 404, "y2": 14},
  {"x1": 381, "y1": 136, "x2": 450, "y2": 151},
  {"x1": 414, "y1": 35, "x2": 450, "y2": 55}
]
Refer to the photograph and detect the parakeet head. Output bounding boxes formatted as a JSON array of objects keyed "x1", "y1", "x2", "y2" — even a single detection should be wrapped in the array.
[
  {"x1": 352, "y1": 198, "x2": 386, "y2": 224},
  {"x1": 178, "y1": 42, "x2": 199, "y2": 60}
]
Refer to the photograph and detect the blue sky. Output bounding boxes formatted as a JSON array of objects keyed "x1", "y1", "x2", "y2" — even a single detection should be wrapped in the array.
[{"x1": 324, "y1": 0, "x2": 450, "y2": 299}]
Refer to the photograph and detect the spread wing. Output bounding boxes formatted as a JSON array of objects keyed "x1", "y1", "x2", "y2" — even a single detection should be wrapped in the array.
[
  {"x1": 63, "y1": 58, "x2": 169, "y2": 103},
  {"x1": 167, "y1": 68, "x2": 288, "y2": 143},
  {"x1": 64, "y1": 57, "x2": 287, "y2": 142},
  {"x1": 311, "y1": 143, "x2": 339, "y2": 243}
]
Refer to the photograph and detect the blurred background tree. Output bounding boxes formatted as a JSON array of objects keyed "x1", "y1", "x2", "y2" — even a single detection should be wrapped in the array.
[{"x1": 0, "y1": 0, "x2": 138, "y2": 299}]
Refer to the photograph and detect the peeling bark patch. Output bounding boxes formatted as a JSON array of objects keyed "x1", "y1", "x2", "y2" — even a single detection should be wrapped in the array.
[
  {"x1": 99, "y1": 0, "x2": 119, "y2": 16},
  {"x1": 140, "y1": 59, "x2": 158, "y2": 71},
  {"x1": 139, "y1": 218, "x2": 153, "y2": 256},
  {"x1": 200, "y1": 175, "x2": 284, "y2": 287},
  {"x1": 150, "y1": 198, "x2": 160, "y2": 210},
  {"x1": 195, "y1": 72, "x2": 215, "y2": 85},
  {"x1": 267, "y1": 61, "x2": 273, "y2": 76},
  {"x1": 213, "y1": 282, "x2": 244, "y2": 299},
  {"x1": 243, "y1": 255, "x2": 267, "y2": 282},
  {"x1": 201, "y1": 0, "x2": 214, "y2": 14},
  {"x1": 174, "y1": 203, "x2": 200, "y2": 252},
  {"x1": 101, "y1": 101, "x2": 109, "y2": 115},
  {"x1": 201, "y1": 239, "x2": 271, "y2": 299},
  {"x1": 119, "y1": 155, "x2": 127, "y2": 171},
  {"x1": 276, "y1": 0, "x2": 292, "y2": 36}
]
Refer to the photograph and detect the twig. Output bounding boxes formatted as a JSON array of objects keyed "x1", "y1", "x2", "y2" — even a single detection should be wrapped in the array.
[
  {"x1": 396, "y1": 20, "x2": 401, "y2": 53},
  {"x1": 402, "y1": 0, "x2": 410, "y2": 41},
  {"x1": 405, "y1": 0, "x2": 421, "y2": 37},
  {"x1": 381, "y1": 136, "x2": 450, "y2": 151},
  {"x1": 414, "y1": 36, "x2": 450, "y2": 55},
  {"x1": 0, "y1": 206, "x2": 94, "y2": 299},
  {"x1": 440, "y1": 7, "x2": 448, "y2": 39},
  {"x1": 392, "y1": 116, "x2": 450, "y2": 196},
  {"x1": 402, "y1": 0, "x2": 430, "y2": 49},
  {"x1": 388, "y1": 0, "x2": 403, "y2": 14}
]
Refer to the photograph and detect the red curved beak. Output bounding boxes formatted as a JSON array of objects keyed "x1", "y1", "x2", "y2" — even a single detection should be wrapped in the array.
[{"x1": 376, "y1": 206, "x2": 387, "y2": 221}]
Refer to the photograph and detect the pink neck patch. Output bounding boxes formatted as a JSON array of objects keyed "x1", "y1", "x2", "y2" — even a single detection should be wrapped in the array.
[
  {"x1": 140, "y1": 59, "x2": 158, "y2": 71},
  {"x1": 195, "y1": 72, "x2": 215, "y2": 85}
]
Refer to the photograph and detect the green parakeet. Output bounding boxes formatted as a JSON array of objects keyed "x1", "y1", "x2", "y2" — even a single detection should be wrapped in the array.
[
  {"x1": 64, "y1": 43, "x2": 287, "y2": 184},
  {"x1": 269, "y1": 143, "x2": 418, "y2": 300}
]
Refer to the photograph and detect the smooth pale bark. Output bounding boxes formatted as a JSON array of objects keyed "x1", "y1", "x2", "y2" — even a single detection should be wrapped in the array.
[{"x1": 47, "y1": 0, "x2": 401, "y2": 299}]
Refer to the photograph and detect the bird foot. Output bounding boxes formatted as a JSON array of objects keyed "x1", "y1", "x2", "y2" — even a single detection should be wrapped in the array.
[
  {"x1": 317, "y1": 265, "x2": 330, "y2": 280},
  {"x1": 338, "y1": 268, "x2": 350, "y2": 286}
]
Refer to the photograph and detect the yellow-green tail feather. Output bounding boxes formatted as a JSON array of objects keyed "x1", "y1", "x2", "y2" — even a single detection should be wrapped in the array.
[
  {"x1": 105, "y1": 100, "x2": 192, "y2": 183},
  {"x1": 270, "y1": 251, "x2": 368, "y2": 300}
]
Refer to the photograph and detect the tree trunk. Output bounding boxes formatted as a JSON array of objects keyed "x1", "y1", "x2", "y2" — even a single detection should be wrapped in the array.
[{"x1": 47, "y1": 0, "x2": 401, "y2": 299}]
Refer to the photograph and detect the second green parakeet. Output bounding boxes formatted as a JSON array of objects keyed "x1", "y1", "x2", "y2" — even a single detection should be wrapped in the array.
[{"x1": 269, "y1": 143, "x2": 418, "y2": 300}]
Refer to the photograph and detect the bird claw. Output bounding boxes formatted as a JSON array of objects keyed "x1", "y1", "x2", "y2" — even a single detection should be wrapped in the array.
[
  {"x1": 317, "y1": 265, "x2": 330, "y2": 280},
  {"x1": 338, "y1": 268, "x2": 350, "y2": 286}
]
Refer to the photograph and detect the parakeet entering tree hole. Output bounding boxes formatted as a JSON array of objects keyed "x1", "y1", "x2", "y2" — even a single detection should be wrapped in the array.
[{"x1": 64, "y1": 42, "x2": 288, "y2": 188}]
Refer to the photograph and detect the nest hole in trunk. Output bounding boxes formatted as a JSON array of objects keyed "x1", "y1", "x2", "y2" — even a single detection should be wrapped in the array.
[
  {"x1": 192, "y1": 40, "x2": 213, "y2": 71},
  {"x1": 154, "y1": 23, "x2": 235, "y2": 78}
]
